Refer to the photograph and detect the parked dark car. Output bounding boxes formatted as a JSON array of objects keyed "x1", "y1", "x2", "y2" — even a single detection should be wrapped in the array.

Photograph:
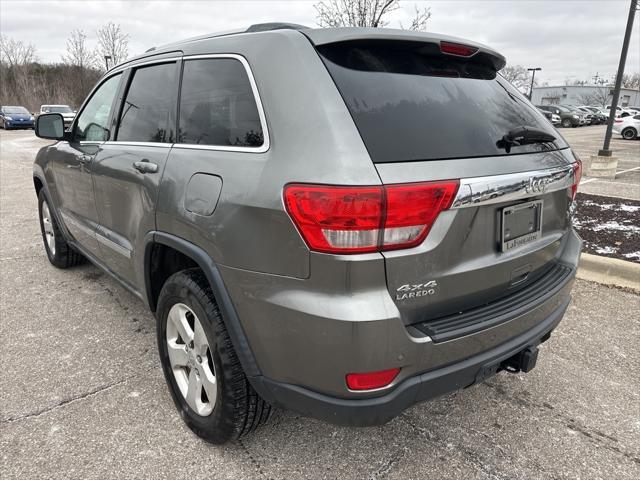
[
  {"x1": 0, "y1": 105, "x2": 34, "y2": 129},
  {"x1": 578, "y1": 106, "x2": 606, "y2": 124},
  {"x1": 33, "y1": 24, "x2": 582, "y2": 444},
  {"x1": 537, "y1": 105, "x2": 581, "y2": 127},
  {"x1": 537, "y1": 107, "x2": 553, "y2": 121}
]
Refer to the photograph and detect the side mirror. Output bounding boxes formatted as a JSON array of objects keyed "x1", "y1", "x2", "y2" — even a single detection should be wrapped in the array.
[{"x1": 35, "y1": 113, "x2": 65, "y2": 140}]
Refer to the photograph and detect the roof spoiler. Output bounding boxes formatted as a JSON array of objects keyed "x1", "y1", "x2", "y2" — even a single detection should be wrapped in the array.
[{"x1": 302, "y1": 27, "x2": 506, "y2": 71}]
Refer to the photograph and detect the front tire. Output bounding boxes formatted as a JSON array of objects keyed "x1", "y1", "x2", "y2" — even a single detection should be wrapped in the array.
[
  {"x1": 561, "y1": 118, "x2": 572, "y2": 128},
  {"x1": 622, "y1": 127, "x2": 637, "y2": 140},
  {"x1": 38, "y1": 190, "x2": 85, "y2": 268},
  {"x1": 157, "y1": 269, "x2": 271, "y2": 444}
]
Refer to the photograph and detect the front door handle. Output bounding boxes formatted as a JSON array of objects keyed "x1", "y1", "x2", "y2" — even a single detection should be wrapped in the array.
[{"x1": 133, "y1": 160, "x2": 158, "y2": 174}]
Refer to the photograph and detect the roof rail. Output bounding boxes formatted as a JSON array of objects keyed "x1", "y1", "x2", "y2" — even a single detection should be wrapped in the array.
[
  {"x1": 136, "y1": 23, "x2": 311, "y2": 62},
  {"x1": 245, "y1": 22, "x2": 309, "y2": 33}
]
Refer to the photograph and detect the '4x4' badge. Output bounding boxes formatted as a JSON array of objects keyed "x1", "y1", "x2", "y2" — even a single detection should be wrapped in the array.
[{"x1": 396, "y1": 281, "x2": 438, "y2": 300}]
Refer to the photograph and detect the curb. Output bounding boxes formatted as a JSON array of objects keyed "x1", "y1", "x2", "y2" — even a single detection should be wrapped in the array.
[{"x1": 577, "y1": 253, "x2": 640, "y2": 292}]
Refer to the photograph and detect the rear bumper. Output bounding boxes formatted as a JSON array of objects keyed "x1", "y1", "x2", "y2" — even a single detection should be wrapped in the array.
[{"x1": 254, "y1": 295, "x2": 569, "y2": 426}]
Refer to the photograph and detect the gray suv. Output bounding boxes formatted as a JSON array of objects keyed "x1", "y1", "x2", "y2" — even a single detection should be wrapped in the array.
[{"x1": 33, "y1": 24, "x2": 582, "y2": 444}]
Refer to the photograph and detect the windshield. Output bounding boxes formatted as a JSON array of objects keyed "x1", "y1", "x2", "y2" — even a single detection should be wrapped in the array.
[
  {"x1": 319, "y1": 41, "x2": 566, "y2": 163},
  {"x1": 43, "y1": 106, "x2": 72, "y2": 113},
  {"x1": 3, "y1": 106, "x2": 30, "y2": 114}
]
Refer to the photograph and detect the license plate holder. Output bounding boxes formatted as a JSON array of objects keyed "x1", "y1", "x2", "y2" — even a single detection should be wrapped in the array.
[{"x1": 501, "y1": 200, "x2": 543, "y2": 252}]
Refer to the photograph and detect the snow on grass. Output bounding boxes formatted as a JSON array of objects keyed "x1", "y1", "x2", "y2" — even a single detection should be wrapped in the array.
[
  {"x1": 623, "y1": 251, "x2": 640, "y2": 260},
  {"x1": 595, "y1": 246, "x2": 619, "y2": 255},
  {"x1": 579, "y1": 200, "x2": 640, "y2": 214},
  {"x1": 590, "y1": 221, "x2": 640, "y2": 234}
]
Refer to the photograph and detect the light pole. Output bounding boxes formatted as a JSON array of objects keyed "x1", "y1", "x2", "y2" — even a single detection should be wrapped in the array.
[
  {"x1": 104, "y1": 55, "x2": 112, "y2": 70},
  {"x1": 600, "y1": 0, "x2": 637, "y2": 156},
  {"x1": 527, "y1": 67, "x2": 541, "y2": 101}
]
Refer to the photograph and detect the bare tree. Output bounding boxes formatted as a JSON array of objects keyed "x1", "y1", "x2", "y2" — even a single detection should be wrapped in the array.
[
  {"x1": 577, "y1": 87, "x2": 612, "y2": 108},
  {"x1": 95, "y1": 22, "x2": 129, "y2": 69},
  {"x1": 622, "y1": 72, "x2": 640, "y2": 89},
  {"x1": 62, "y1": 29, "x2": 94, "y2": 68},
  {"x1": 500, "y1": 64, "x2": 531, "y2": 93},
  {"x1": 0, "y1": 35, "x2": 36, "y2": 67},
  {"x1": 315, "y1": 0, "x2": 430, "y2": 30}
]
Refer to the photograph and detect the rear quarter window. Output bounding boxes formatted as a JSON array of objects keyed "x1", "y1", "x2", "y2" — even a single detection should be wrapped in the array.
[
  {"x1": 178, "y1": 58, "x2": 264, "y2": 148},
  {"x1": 319, "y1": 41, "x2": 567, "y2": 163}
]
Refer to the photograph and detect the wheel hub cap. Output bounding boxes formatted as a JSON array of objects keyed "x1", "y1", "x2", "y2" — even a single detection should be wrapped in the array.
[{"x1": 166, "y1": 303, "x2": 217, "y2": 416}]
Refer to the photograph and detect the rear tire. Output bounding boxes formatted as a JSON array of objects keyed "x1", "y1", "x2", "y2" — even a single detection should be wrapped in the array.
[
  {"x1": 38, "y1": 190, "x2": 85, "y2": 268},
  {"x1": 156, "y1": 269, "x2": 271, "y2": 444},
  {"x1": 622, "y1": 127, "x2": 637, "y2": 140}
]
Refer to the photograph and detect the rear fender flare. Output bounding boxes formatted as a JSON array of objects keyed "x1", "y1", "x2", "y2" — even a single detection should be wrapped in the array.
[{"x1": 143, "y1": 231, "x2": 262, "y2": 378}]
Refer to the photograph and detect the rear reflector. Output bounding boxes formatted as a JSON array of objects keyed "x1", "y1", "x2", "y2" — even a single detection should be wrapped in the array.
[
  {"x1": 284, "y1": 181, "x2": 459, "y2": 254},
  {"x1": 440, "y1": 41, "x2": 479, "y2": 57},
  {"x1": 346, "y1": 368, "x2": 400, "y2": 391}
]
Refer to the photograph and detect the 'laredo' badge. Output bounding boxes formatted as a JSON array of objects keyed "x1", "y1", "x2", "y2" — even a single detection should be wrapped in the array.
[{"x1": 396, "y1": 281, "x2": 438, "y2": 300}]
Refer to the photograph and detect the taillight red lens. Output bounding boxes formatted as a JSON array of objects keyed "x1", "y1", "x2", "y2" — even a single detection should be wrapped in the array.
[
  {"x1": 284, "y1": 181, "x2": 459, "y2": 254},
  {"x1": 571, "y1": 159, "x2": 582, "y2": 201},
  {"x1": 383, "y1": 182, "x2": 459, "y2": 250},
  {"x1": 346, "y1": 368, "x2": 400, "y2": 391},
  {"x1": 440, "y1": 41, "x2": 479, "y2": 57},
  {"x1": 283, "y1": 185, "x2": 383, "y2": 253}
]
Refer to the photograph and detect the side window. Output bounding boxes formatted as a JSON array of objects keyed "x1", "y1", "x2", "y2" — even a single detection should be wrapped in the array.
[
  {"x1": 75, "y1": 74, "x2": 121, "y2": 142},
  {"x1": 178, "y1": 58, "x2": 264, "y2": 148},
  {"x1": 634, "y1": 115, "x2": 640, "y2": 120},
  {"x1": 117, "y1": 63, "x2": 176, "y2": 143}
]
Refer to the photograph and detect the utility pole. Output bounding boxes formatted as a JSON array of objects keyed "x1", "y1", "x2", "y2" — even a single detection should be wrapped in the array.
[
  {"x1": 600, "y1": 0, "x2": 637, "y2": 156},
  {"x1": 104, "y1": 55, "x2": 112, "y2": 70},
  {"x1": 527, "y1": 67, "x2": 541, "y2": 100}
]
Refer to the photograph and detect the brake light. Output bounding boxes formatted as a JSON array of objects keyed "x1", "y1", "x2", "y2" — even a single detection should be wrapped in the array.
[
  {"x1": 346, "y1": 368, "x2": 400, "y2": 391},
  {"x1": 440, "y1": 41, "x2": 479, "y2": 57},
  {"x1": 571, "y1": 159, "x2": 582, "y2": 201},
  {"x1": 284, "y1": 181, "x2": 459, "y2": 254}
]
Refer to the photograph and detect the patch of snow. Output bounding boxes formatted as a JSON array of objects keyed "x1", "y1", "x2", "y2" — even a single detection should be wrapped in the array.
[
  {"x1": 619, "y1": 204, "x2": 640, "y2": 213},
  {"x1": 623, "y1": 251, "x2": 640, "y2": 260},
  {"x1": 595, "y1": 246, "x2": 619, "y2": 255},
  {"x1": 591, "y1": 221, "x2": 640, "y2": 233}
]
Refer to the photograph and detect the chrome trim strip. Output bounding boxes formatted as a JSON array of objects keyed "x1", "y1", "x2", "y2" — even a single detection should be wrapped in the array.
[
  {"x1": 175, "y1": 53, "x2": 270, "y2": 154},
  {"x1": 95, "y1": 232, "x2": 132, "y2": 259},
  {"x1": 103, "y1": 141, "x2": 171, "y2": 148},
  {"x1": 451, "y1": 164, "x2": 575, "y2": 209},
  {"x1": 109, "y1": 56, "x2": 182, "y2": 74}
]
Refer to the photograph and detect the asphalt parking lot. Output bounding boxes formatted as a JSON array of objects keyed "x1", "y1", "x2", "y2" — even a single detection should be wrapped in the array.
[
  {"x1": 563, "y1": 125, "x2": 640, "y2": 200},
  {"x1": 1, "y1": 128, "x2": 639, "y2": 479}
]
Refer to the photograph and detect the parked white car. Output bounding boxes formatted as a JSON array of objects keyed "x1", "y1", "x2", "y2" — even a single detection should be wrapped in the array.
[
  {"x1": 39, "y1": 105, "x2": 75, "y2": 128},
  {"x1": 613, "y1": 114, "x2": 640, "y2": 140},
  {"x1": 551, "y1": 113, "x2": 561, "y2": 125}
]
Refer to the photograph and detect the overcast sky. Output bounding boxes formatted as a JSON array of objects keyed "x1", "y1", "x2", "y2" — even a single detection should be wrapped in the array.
[{"x1": 1, "y1": 0, "x2": 638, "y2": 86}]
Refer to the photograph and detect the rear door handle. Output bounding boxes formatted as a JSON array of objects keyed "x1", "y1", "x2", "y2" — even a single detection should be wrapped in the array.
[{"x1": 133, "y1": 160, "x2": 158, "y2": 174}]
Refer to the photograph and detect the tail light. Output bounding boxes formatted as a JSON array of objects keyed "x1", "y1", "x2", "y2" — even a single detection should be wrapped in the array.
[
  {"x1": 284, "y1": 181, "x2": 459, "y2": 254},
  {"x1": 346, "y1": 368, "x2": 400, "y2": 391},
  {"x1": 571, "y1": 158, "x2": 582, "y2": 201},
  {"x1": 614, "y1": 119, "x2": 623, "y2": 123},
  {"x1": 440, "y1": 41, "x2": 479, "y2": 57}
]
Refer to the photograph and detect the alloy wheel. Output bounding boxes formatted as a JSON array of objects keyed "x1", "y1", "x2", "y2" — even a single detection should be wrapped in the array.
[
  {"x1": 41, "y1": 202, "x2": 56, "y2": 256},
  {"x1": 166, "y1": 303, "x2": 217, "y2": 416}
]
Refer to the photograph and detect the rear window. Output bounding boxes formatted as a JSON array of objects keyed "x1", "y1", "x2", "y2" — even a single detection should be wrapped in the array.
[{"x1": 319, "y1": 41, "x2": 567, "y2": 163}]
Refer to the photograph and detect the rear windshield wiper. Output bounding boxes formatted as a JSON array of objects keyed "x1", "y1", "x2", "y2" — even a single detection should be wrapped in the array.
[{"x1": 496, "y1": 126, "x2": 556, "y2": 153}]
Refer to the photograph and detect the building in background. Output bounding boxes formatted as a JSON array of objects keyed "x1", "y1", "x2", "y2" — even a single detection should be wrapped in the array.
[{"x1": 531, "y1": 85, "x2": 640, "y2": 108}]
